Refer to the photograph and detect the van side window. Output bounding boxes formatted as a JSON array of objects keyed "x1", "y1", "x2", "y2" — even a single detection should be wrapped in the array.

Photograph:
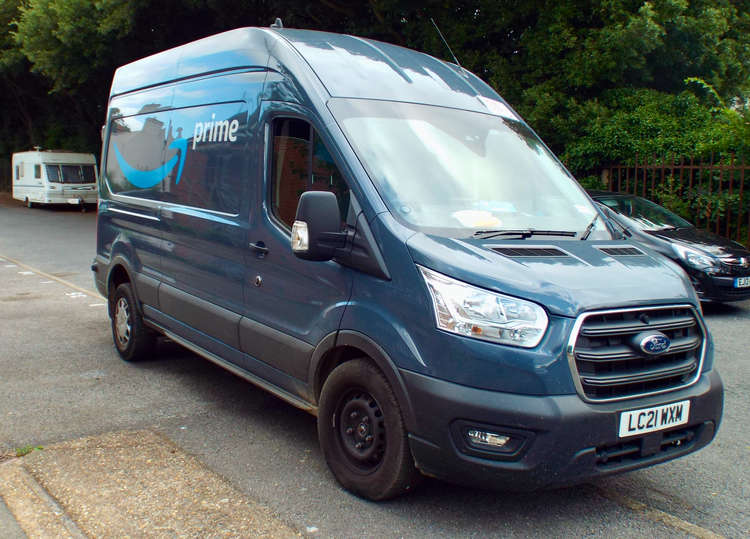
[
  {"x1": 14, "y1": 166, "x2": 19, "y2": 180},
  {"x1": 270, "y1": 118, "x2": 349, "y2": 228},
  {"x1": 106, "y1": 102, "x2": 248, "y2": 214},
  {"x1": 34, "y1": 165, "x2": 41, "y2": 179}
]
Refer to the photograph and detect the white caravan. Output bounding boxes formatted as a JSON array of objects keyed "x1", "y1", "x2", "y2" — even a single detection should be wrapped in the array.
[{"x1": 12, "y1": 149, "x2": 98, "y2": 209}]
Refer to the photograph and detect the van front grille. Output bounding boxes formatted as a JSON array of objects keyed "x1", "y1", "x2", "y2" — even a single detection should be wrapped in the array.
[{"x1": 567, "y1": 305, "x2": 706, "y2": 402}]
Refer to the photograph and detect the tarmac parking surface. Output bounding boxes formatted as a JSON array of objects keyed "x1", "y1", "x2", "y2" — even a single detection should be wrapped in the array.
[{"x1": 0, "y1": 194, "x2": 748, "y2": 537}]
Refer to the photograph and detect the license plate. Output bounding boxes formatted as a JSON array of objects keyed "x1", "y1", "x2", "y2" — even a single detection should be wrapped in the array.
[
  {"x1": 618, "y1": 400, "x2": 690, "y2": 438},
  {"x1": 735, "y1": 277, "x2": 750, "y2": 288}
]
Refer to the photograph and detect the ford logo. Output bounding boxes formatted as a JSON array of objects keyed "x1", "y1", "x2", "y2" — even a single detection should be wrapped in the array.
[{"x1": 637, "y1": 332, "x2": 671, "y2": 355}]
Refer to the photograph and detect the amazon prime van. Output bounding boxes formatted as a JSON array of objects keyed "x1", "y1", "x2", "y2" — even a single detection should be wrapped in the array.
[
  {"x1": 13, "y1": 149, "x2": 97, "y2": 209},
  {"x1": 93, "y1": 26, "x2": 723, "y2": 500}
]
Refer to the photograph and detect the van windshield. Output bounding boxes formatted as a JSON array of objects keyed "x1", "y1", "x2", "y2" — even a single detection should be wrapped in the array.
[{"x1": 329, "y1": 99, "x2": 608, "y2": 239}]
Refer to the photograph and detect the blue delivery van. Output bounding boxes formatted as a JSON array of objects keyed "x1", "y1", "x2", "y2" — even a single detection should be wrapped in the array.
[{"x1": 93, "y1": 26, "x2": 723, "y2": 500}]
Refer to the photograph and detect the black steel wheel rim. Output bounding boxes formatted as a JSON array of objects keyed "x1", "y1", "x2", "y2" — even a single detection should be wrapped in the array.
[{"x1": 335, "y1": 389, "x2": 386, "y2": 471}]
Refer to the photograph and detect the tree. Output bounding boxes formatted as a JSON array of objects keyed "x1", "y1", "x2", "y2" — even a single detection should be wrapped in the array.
[{"x1": 1, "y1": 1, "x2": 748, "y2": 179}]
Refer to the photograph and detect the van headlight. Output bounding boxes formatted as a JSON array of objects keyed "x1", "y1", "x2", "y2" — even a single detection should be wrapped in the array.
[
  {"x1": 418, "y1": 266, "x2": 548, "y2": 348},
  {"x1": 672, "y1": 244, "x2": 717, "y2": 270}
]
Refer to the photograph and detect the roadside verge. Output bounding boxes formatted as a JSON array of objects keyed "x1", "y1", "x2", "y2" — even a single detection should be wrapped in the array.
[{"x1": 0, "y1": 430, "x2": 299, "y2": 537}]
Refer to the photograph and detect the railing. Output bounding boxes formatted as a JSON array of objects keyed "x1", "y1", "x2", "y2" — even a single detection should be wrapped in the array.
[{"x1": 603, "y1": 154, "x2": 750, "y2": 246}]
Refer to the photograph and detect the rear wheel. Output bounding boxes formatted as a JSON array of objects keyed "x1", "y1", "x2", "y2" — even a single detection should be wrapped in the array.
[
  {"x1": 318, "y1": 359, "x2": 420, "y2": 500},
  {"x1": 111, "y1": 283, "x2": 156, "y2": 362}
]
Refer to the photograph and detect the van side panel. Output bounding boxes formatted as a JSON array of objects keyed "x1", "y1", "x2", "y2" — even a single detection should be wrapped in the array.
[
  {"x1": 101, "y1": 71, "x2": 266, "y2": 352},
  {"x1": 156, "y1": 72, "x2": 264, "y2": 346},
  {"x1": 100, "y1": 99, "x2": 171, "y2": 287}
]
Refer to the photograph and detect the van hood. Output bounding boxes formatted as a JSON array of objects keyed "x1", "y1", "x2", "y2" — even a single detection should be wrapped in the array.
[{"x1": 406, "y1": 234, "x2": 697, "y2": 318}]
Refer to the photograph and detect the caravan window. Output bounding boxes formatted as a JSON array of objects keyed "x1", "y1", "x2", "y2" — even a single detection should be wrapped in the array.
[
  {"x1": 82, "y1": 165, "x2": 96, "y2": 183},
  {"x1": 61, "y1": 165, "x2": 83, "y2": 183},
  {"x1": 34, "y1": 165, "x2": 41, "y2": 179},
  {"x1": 46, "y1": 165, "x2": 60, "y2": 182}
]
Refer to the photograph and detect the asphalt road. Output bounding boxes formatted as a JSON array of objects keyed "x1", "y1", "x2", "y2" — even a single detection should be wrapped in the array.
[{"x1": 1, "y1": 193, "x2": 748, "y2": 537}]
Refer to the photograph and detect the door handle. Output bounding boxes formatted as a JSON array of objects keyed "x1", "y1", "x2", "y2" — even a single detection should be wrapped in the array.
[{"x1": 249, "y1": 241, "x2": 269, "y2": 256}]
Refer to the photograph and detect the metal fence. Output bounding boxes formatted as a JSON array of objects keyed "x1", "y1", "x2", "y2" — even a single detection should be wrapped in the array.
[{"x1": 603, "y1": 154, "x2": 750, "y2": 246}]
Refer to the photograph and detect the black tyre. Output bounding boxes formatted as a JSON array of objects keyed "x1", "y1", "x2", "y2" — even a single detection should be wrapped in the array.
[
  {"x1": 318, "y1": 359, "x2": 420, "y2": 500},
  {"x1": 110, "y1": 283, "x2": 156, "y2": 362}
]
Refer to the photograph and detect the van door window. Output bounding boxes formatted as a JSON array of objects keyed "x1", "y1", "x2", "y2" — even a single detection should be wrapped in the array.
[{"x1": 270, "y1": 118, "x2": 349, "y2": 228}]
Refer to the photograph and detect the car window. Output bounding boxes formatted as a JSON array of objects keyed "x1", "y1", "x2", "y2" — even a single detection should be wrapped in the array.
[{"x1": 598, "y1": 195, "x2": 691, "y2": 230}]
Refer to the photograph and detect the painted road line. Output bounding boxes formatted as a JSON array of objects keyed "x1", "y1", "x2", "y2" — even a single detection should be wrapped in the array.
[
  {"x1": 592, "y1": 485, "x2": 725, "y2": 539},
  {"x1": 0, "y1": 253, "x2": 103, "y2": 300}
]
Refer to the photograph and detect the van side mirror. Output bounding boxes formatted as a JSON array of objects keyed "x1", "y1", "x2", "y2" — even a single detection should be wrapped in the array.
[{"x1": 292, "y1": 191, "x2": 347, "y2": 261}]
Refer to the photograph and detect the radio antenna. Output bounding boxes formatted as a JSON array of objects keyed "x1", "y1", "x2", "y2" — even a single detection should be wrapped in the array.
[{"x1": 430, "y1": 18, "x2": 462, "y2": 70}]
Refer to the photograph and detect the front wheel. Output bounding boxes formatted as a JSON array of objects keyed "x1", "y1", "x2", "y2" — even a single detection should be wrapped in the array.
[
  {"x1": 318, "y1": 359, "x2": 420, "y2": 500},
  {"x1": 110, "y1": 283, "x2": 156, "y2": 362}
]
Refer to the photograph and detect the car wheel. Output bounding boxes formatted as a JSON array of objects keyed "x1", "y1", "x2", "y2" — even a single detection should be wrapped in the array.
[
  {"x1": 318, "y1": 359, "x2": 420, "y2": 500},
  {"x1": 111, "y1": 283, "x2": 156, "y2": 362}
]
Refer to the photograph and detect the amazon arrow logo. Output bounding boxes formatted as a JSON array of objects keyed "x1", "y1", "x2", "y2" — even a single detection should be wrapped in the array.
[{"x1": 112, "y1": 138, "x2": 188, "y2": 189}]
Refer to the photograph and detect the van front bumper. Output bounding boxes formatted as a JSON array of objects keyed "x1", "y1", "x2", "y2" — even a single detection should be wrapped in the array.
[{"x1": 402, "y1": 368, "x2": 723, "y2": 490}]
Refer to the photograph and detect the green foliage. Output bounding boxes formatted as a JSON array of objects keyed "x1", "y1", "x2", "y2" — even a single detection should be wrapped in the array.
[
  {"x1": 0, "y1": 0, "x2": 748, "y2": 180},
  {"x1": 13, "y1": 0, "x2": 136, "y2": 92},
  {"x1": 577, "y1": 175, "x2": 607, "y2": 191},
  {"x1": 654, "y1": 174, "x2": 742, "y2": 225},
  {"x1": 15, "y1": 445, "x2": 43, "y2": 457}
]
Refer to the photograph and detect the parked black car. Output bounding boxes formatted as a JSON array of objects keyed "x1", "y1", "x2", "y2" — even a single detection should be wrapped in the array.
[{"x1": 589, "y1": 190, "x2": 750, "y2": 303}]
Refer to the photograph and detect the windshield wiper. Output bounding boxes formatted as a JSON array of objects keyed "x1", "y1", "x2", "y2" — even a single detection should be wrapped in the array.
[
  {"x1": 473, "y1": 229, "x2": 577, "y2": 240},
  {"x1": 580, "y1": 213, "x2": 599, "y2": 241}
]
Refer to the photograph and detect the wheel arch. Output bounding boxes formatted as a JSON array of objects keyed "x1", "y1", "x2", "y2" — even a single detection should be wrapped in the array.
[
  {"x1": 310, "y1": 330, "x2": 417, "y2": 433},
  {"x1": 105, "y1": 257, "x2": 137, "y2": 315}
]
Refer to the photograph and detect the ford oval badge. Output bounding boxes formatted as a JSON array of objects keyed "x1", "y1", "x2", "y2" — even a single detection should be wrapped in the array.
[{"x1": 639, "y1": 333, "x2": 671, "y2": 355}]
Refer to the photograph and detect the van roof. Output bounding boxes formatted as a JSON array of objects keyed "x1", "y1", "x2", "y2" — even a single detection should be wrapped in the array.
[{"x1": 111, "y1": 27, "x2": 510, "y2": 115}]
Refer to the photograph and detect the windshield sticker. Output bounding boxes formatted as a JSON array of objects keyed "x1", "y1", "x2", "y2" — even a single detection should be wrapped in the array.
[{"x1": 452, "y1": 210, "x2": 502, "y2": 228}]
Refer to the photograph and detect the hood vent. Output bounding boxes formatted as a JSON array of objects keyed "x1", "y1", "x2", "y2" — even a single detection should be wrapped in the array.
[
  {"x1": 491, "y1": 247, "x2": 569, "y2": 257},
  {"x1": 597, "y1": 246, "x2": 645, "y2": 257}
]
